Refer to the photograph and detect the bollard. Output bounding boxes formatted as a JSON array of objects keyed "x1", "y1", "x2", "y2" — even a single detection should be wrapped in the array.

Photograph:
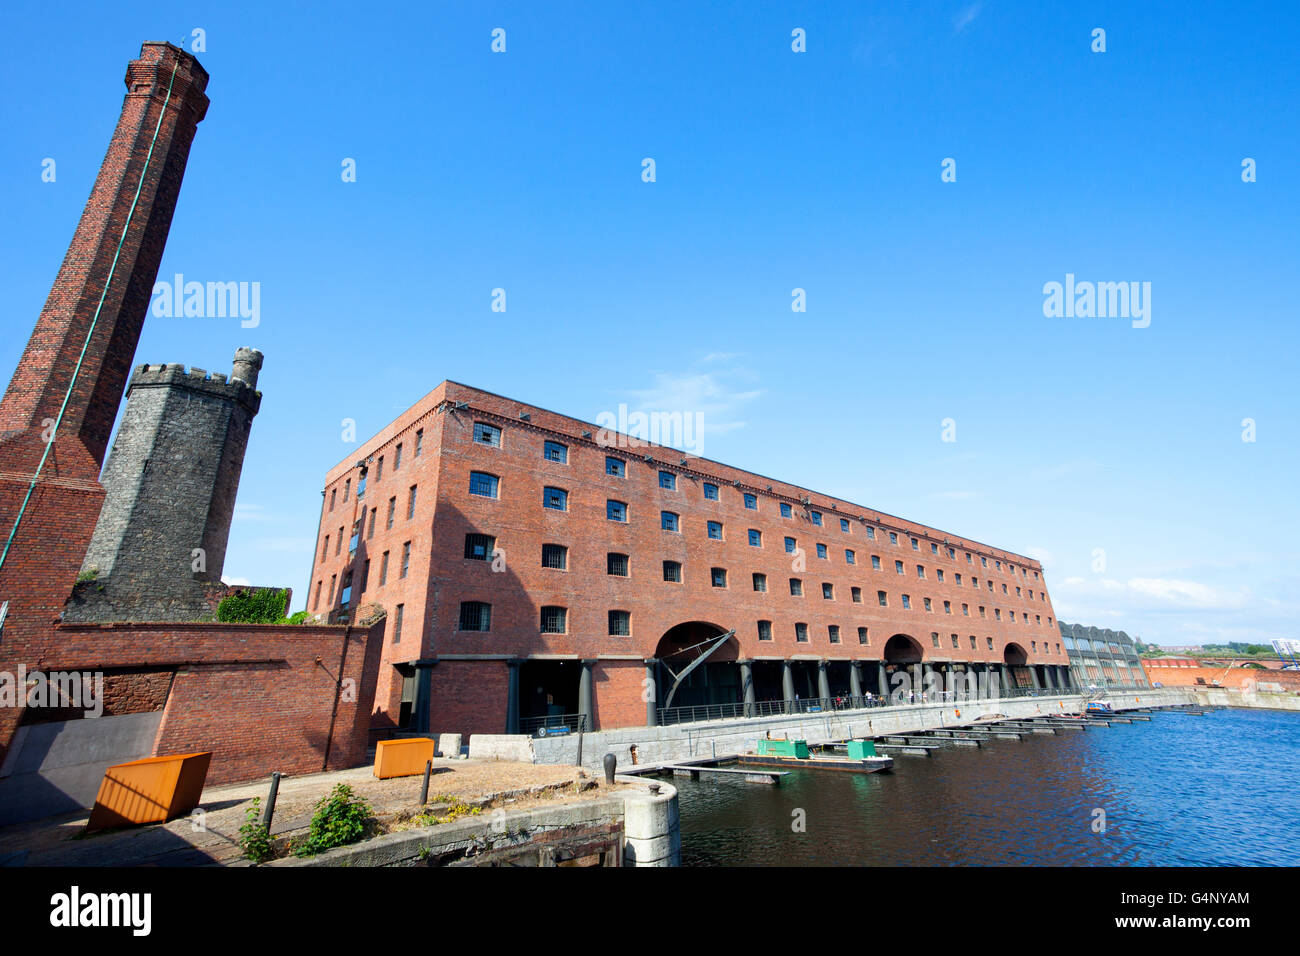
[
  {"x1": 576, "y1": 729, "x2": 584, "y2": 767},
  {"x1": 261, "y1": 771, "x2": 281, "y2": 832},
  {"x1": 420, "y1": 759, "x2": 432, "y2": 805},
  {"x1": 603, "y1": 753, "x2": 617, "y2": 785}
]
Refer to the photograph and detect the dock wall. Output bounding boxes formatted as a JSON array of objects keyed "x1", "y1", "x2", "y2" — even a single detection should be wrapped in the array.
[{"x1": 529, "y1": 688, "x2": 1196, "y2": 774}]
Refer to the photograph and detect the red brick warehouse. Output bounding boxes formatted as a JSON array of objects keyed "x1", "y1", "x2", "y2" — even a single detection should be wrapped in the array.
[{"x1": 312, "y1": 382, "x2": 1075, "y2": 740}]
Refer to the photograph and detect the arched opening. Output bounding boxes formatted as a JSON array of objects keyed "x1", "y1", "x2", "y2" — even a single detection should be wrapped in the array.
[
  {"x1": 884, "y1": 633, "x2": 924, "y2": 663},
  {"x1": 654, "y1": 621, "x2": 740, "y2": 713},
  {"x1": 1003, "y1": 642, "x2": 1033, "y2": 688}
]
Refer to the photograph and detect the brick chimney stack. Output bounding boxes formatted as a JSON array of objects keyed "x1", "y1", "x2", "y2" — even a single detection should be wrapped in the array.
[{"x1": 0, "y1": 42, "x2": 209, "y2": 481}]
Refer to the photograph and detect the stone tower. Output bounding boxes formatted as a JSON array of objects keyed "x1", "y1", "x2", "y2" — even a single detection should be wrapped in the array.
[
  {"x1": 0, "y1": 42, "x2": 209, "y2": 700},
  {"x1": 65, "y1": 349, "x2": 264, "y2": 622}
]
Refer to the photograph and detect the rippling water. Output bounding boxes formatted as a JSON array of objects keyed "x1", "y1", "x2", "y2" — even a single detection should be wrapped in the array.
[{"x1": 677, "y1": 707, "x2": 1300, "y2": 866}]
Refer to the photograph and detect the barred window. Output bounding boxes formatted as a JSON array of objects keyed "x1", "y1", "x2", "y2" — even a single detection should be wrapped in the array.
[
  {"x1": 703, "y1": 482, "x2": 719, "y2": 500},
  {"x1": 415, "y1": 429, "x2": 423, "y2": 457},
  {"x1": 663, "y1": 560, "x2": 682, "y2": 583},
  {"x1": 465, "y1": 533, "x2": 495, "y2": 560},
  {"x1": 711, "y1": 567, "x2": 727, "y2": 588},
  {"x1": 607, "y1": 553, "x2": 629, "y2": 576},
  {"x1": 828, "y1": 625, "x2": 841, "y2": 644},
  {"x1": 851, "y1": 586, "x2": 862, "y2": 603},
  {"x1": 707, "y1": 521, "x2": 723, "y2": 540},
  {"x1": 469, "y1": 472, "x2": 498, "y2": 498},
  {"x1": 780, "y1": 502, "x2": 792, "y2": 518},
  {"x1": 758, "y1": 620, "x2": 773, "y2": 641},
  {"x1": 822, "y1": 583, "x2": 834, "y2": 600},
  {"x1": 748, "y1": 529, "x2": 762, "y2": 547},
  {"x1": 543, "y1": 486, "x2": 568, "y2": 511},
  {"x1": 790, "y1": 578, "x2": 803, "y2": 596},
  {"x1": 795, "y1": 622, "x2": 808, "y2": 643},
  {"x1": 744, "y1": 493, "x2": 757, "y2": 510},
  {"x1": 753, "y1": 573, "x2": 767, "y2": 592},
  {"x1": 393, "y1": 604, "x2": 404, "y2": 643},
  {"x1": 816, "y1": 543, "x2": 827, "y2": 559},
  {"x1": 605, "y1": 456, "x2": 625, "y2": 476},
  {"x1": 540, "y1": 606, "x2": 567, "y2": 634},
  {"x1": 473, "y1": 422, "x2": 501, "y2": 446},
  {"x1": 661, "y1": 511, "x2": 679, "y2": 532},
  {"x1": 877, "y1": 590, "x2": 888, "y2": 607},
  {"x1": 810, "y1": 511, "x2": 823, "y2": 527},
  {"x1": 544, "y1": 440, "x2": 568, "y2": 463},
  {"x1": 542, "y1": 543, "x2": 567, "y2": 570},
  {"x1": 459, "y1": 601, "x2": 491, "y2": 631},
  {"x1": 608, "y1": 610, "x2": 631, "y2": 636},
  {"x1": 659, "y1": 470, "x2": 676, "y2": 490},
  {"x1": 607, "y1": 500, "x2": 627, "y2": 522},
  {"x1": 857, "y1": 626, "x2": 869, "y2": 645}
]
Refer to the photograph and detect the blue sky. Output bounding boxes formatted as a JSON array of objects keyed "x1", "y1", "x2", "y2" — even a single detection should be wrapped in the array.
[{"x1": 2, "y1": 1, "x2": 1296, "y2": 646}]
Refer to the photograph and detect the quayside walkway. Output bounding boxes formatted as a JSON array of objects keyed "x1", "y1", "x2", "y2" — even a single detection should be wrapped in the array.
[{"x1": 529, "y1": 686, "x2": 1195, "y2": 774}]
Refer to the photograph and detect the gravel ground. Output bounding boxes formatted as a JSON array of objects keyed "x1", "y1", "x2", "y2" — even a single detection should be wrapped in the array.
[{"x1": 0, "y1": 757, "x2": 628, "y2": 867}]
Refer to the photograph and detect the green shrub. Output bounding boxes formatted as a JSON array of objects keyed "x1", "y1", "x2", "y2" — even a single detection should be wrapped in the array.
[
  {"x1": 239, "y1": 798, "x2": 275, "y2": 863},
  {"x1": 285, "y1": 610, "x2": 314, "y2": 625},
  {"x1": 294, "y1": 784, "x2": 373, "y2": 857},
  {"x1": 216, "y1": 588, "x2": 289, "y2": 624}
]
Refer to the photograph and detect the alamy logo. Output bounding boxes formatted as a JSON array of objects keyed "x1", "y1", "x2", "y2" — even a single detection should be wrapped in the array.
[
  {"x1": 594, "y1": 404, "x2": 705, "y2": 458},
  {"x1": 1042, "y1": 273, "x2": 1151, "y2": 328},
  {"x1": 0, "y1": 666, "x2": 103, "y2": 718},
  {"x1": 151, "y1": 273, "x2": 260, "y2": 328},
  {"x1": 49, "y1": 886, "x2": 151, "y2": 936}
]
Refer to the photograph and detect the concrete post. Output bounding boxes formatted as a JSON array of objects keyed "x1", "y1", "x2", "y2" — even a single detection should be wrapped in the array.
[
  {"x1": 740, "y1": 659, "x2": 755, "y2": 717},
  {"x1": 877, "y1": 662, "x2": 888, "y2": 697},
  {"x1": 782, "y1": 660, "x2": 796, "y2": 714},
  {"x1": 645, "y1": 659, "x2": 658, "y2": 726},
  {"x1": 850, "y1": 661, "x2": 863, "y2": 699},
  {"x1": 413, "y1": 658, "x2": 436, "y2": 733},
  {"x1": 505, "y1": 659, "x2": 521, "y2": 735},
  {"x1": 817, "y1": 660, "x2": 831, "y2": 701},
  {"x1": 1030, "y1": 665, "x2": 1042, "y2": 689},
  {"x1": 578, "y1": 659, "x2": 595, "y2": 731}
]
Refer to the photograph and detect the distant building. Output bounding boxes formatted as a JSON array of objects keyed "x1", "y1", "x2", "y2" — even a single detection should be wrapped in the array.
[
  {"x1": 310, "y1": 381, "x2": 1074, "y2": 739},
  {"x1": 1059, "y1": 622, "x2": 1149, "y2": 689}
]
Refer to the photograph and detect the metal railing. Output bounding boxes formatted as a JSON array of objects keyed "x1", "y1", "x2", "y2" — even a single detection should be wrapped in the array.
[
  {"x1": 656, "y1": 684, "x2": 1085, "y2": 727},
  {"x1": 520, "y1": 713, "x2": 587, "y2": 737}
]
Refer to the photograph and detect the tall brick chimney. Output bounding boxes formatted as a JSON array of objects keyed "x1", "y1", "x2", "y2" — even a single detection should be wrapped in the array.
[{"x1": 0, "y1": 44, "x2": 209, "y2": 759}]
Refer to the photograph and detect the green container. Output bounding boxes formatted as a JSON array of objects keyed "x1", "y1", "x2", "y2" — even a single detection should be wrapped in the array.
[
  {"x1": 757, "y1": 738, "x2": 809, "y2": 758},
  {"x1": 847, "y1": 739, "x2": 878, "y2": 759}
]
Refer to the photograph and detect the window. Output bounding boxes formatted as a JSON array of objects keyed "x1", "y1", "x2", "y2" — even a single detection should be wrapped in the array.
[
  {"x1": 936, "y1": 569, "x2": 944, "y2": 582},
  {"x1": 415, "y1": 429, "x2": 423, "y2": 457},
  {"x1": 966, "y1": 553, "x2": 973, "y2": 564},
  {"x1": 877, "y1": 590, "x2": 888, "y2": 607},
  {"x1": 828, "y1": 625, "x2": 841, "y2": 644},
  {"x1": 979, "y1": 606, "x2": 986, "y2": 618},
  {"x1": 661, "y1": 511, "x2": 680, "y2": 532},
  {"x1": 851, "y1": 586, "x2": 862, "y2": 603},
  {"x1": 961, "y1": 603, "x2": 969, "y2": 616},
  {"x1": 858, "y1": 627, "x2": 869, "y2": 645},
  {"x1": 973, "y1": 577, "x2": 979, "y2": 589},
  {"x1": 994, "y1": 608, "x2": 1001, "y2": 621},
  {"x1": 703, "y1": 482, "x2": 719, "y2": 500},
  {"x1": 917, "y1": 565, "x2": 925, "y2": 578},
  {"x1": 889, "y1": 532, "x2": 898, "y2": 545},
  {"x1": 392, "y1": 604, "x2": 404, "y2": 643},
  {"x1": 970, "y1": 635, "x2": 977, "y2": 650},
  {"x1": 822, "y1": 583, "x2": 834, "y2": 600},
  {"x1": 933, "y1": 633, "x2": 942, "y2": 648},
  {"x1": 810, "y1": 511, "x2": 823, "y2": 527},
  {"x1": 902, "y1": 594, "x2": 911, "y2": 609},
  {"x1": 544, "y1": 440, "x2": 568, "y2": 463},
  {"x1": 335, "y1": 527, "x2": 343, "y2": 555},
  {"x1": 542, "y1": 543, "x2": 567, "y2": 570},
  {"x1": 865, "y1": 527, "x2": 875, "y2": 540},
  {"x1": 758, "y1": 620, "x2": 773, "y2": 642},
  {"x1": 543, "y1": 487, "x2": 568, "y2": 511},
  {"x1": 784, "y1": 536, "x2": 797, "y2": 553},
  {"x1": 951, "y1": 634, "x2": 959, "y2": 649},
  {"x1": 340, "y1": 571, "x2": 352, "y2": 608},
  {"x1": 930, "y1": 542, "x2": 938, "y2": 554},
  {"x1": 407, "y1": 485, "x2": 417, "y2": 519},
  {"x1": 871, "y1": 555, "x2": 881, "y2": 570},
  {"x1": 609, "y1": 610, "x2": 631, "y2": 636},
  {"x1": 947, "y1": 547, "x2": 955, "y2": 558},
  {"x1": 744, "y1": 493, "x2": 757, "y2": 510},
  {"x1": 707, "y1": 521, "x2": 723, "y2": 540},
  {"x1": 663, "y1": 560, "x2": 682, "y2": 582},
  {"x1": 748, "y1": 529, "x2": 762, "y2": 547},
  {"x1": 328, "y1": 574, "x2": 336, "y2": 604},
  {"x1": 846, "y1": 549, "x2": 856, "y2": 565},
  {"x1": 459, "y1": 601, "x2": 491, "y2": 631},
  {"x1": 988, "y1": 637, "x2": 995, "y2": 650},
  {"x1": 753, "y1": 572, "x2": 767, "y2": 592},
  {"x1": 659, "y1": 470, "x2": 676, "y2": 490},
  {"x1": 321, "y1": 535, "x2": 330, "y2": 561},
  {"x1": 343, "y1": 478, "x2": 350, "y2": 502},
  {"x1": 895, "y1": 560, "x2": 904, "y2": 575},
  {"x1": 368, "y1": 507, "x2": 376, "y2": 539},
  {"x1": 329, "y1": 488, "x2": 336, "y2": 512},
  {"x1": 375, "y1": 457, "x2": 384, "y2": 482},
  {"x1": 923, "y1": 597, "x2": 933, "y2": 612},
  {"x1": 394, "y1": 443, "x2": 403, "y2": 470},
  {"x1": 607, "y1": 553, "x2": 629, "y2": 576},
  {"x1": 944, "y1": 600, "x2": 952, "y2": 614},
  {"x1": 540, "y1": 606, "x2": 567, "y2": 633},
  {"x1": 995, "y1": 560, "x2": 1002, "y2": 571},
  {"x1": 981, "y1": 556, "x2": 988, "y2": 567},
  {"x1": 605, "y1": 456, "x2": 626, "y2": 477},
  {"x1": 816, "y1": 543, "x2": 828, "y2": 559},
  {"x1": 795, "y1": 622, "x2": 808, "y2": 643},
  {"x1": 379, "y1": 551, "x2": 389, "y2": 586},
  {"x1": 911, "y1": 537, "x2": 919, "y2": 550},
  {"x1": 606, "y1": 499, "x2": 627, "y2": 522},
  {"x1": 400, "y1": 541, "x2": 411, "y2": 578},
  {"x1": 711, "y1": 567, "x2": 727, "y2": 588},
  {"x1": 465, "y1": 533, "x2": 495, "y2": 560},
  {"x1": 840, "y1": 518, "x2": 850, "y2": 533},
  {"x1": 469, "y1": 472, "x2": 498, "y2": 498},
  {"x1": 473, "y1": 422, "x2": 501, "y2": 446},
  {"x1": 313, "y1": 580, "x2": 322, "y2": 610},
  {"x1": 780, "y1": 502, "x2": 792, "y2": 518},
  {"x1": 955, "y1": 573, "x2": 962, "y2": 585},
  {"x1": 790, "y1": 578, "x2": 803, "y2": 596}
]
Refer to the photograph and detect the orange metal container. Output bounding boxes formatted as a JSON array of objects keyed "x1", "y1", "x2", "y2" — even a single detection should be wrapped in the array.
[
  {"x1": 373, "y1": 737, "x2": 435, "y2": 778},
  {"x1": 86, "y1": 752, "x2": 212, "y2": 832}
]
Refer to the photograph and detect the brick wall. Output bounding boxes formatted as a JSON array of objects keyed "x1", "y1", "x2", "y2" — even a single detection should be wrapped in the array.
[
  {"x1": 1142, "y1": 661, "x2": 1300, "y2": 692},
  {"x1": 31, "y1": 618, "x2": 385, "y2": 786},
  {"x1": 426, "y1": 659, "x2": 510, "y2": 739}
]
